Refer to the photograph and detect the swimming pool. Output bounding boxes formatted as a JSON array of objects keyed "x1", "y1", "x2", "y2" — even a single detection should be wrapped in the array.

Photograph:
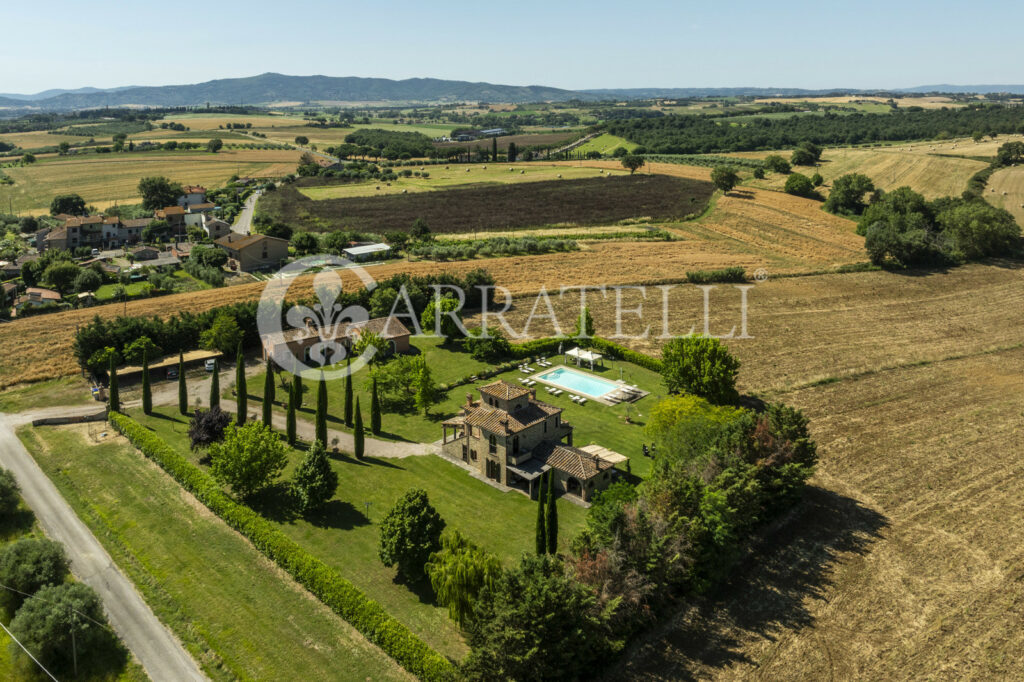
[{"x1": 536, "y1": 366, "x2": 622, "y2": 399}]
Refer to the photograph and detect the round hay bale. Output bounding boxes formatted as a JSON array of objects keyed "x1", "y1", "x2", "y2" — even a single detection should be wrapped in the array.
[
  {"x1": 520, "y1": 170, "x2": 525, "y2": 174},
  {"x1": 402, "y1": 189, "x2": 408, "y2": 194},
  {"x1": 376, "y1": 186, "x2": 380, "y2": 190}
]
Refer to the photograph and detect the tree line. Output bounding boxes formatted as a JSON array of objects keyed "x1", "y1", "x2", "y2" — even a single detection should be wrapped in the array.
[{"x1": 605, "y1": 105, "x2": 1024, "y2": 154}]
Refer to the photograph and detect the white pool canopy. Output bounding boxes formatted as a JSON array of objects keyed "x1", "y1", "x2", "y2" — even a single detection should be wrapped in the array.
[{"x1": 564, "y1": 346, "x2": 604, "y2": 369}]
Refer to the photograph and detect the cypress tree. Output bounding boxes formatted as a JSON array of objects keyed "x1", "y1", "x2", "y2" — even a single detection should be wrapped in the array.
[
  {"x1": 293, "y1": 370, "x2": 303, "y2": 408},
  {"x1": 177, "y1": 352, "x2": 187, "y2": 415},
  {"x1": 545, "y1": 472, "x2": 558, "y2": 554},
  {"x1": 286, "y1": 377, "x2": 297, "y2": 446},
  {"x1": 370, "y1": 377, "x2": 381, "y2": 435},
  {"x1": 235, "y1": 342, "x2": 246, "y2": 424},
  {"x1": 108, "y1": 354, "x2": 119, "y2": 413},
  {"x1": 535, "y1": 472, "x2": 546, "y2": 555},
  {"x1": 491, "y1": 136, "x2": 498, "y2": 162},
  {"x1": 315, "y1": 371, "x2": 328, "y2": 446},
  {"x1": 354, "y1": 397, "x2": 364, "y2": 459},
  {"x1": 262, "y1": 359, "x2": 274, "y2": 428},
  {"x1": 141, "y1": 350, "x2": 152, "y2": 415},
  {"x1": 209, "y1": 359, "x2": 220, "y2": 411},
  {"x1": 343, "y1": 358, "x2": 353, "y2": 427}
]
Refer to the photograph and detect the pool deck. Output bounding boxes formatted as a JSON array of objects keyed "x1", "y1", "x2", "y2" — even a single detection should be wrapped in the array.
[{"x1": 524, "y1": 363, "x2": 649, "y2": 406}]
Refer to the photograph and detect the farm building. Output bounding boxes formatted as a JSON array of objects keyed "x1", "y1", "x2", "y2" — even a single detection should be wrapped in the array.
[
  {"x1": 342, "y1": 243, "x2": 391, "y2": 262},
  {"x1": 260, "y1": 315, "x2": 411, "y2": 367},
  {"x1": 214, "y1": 233, "x2": 288, "y2": 272},
  {"x1": 440, "y1": 380, "x2": 620, "y2": 502}
]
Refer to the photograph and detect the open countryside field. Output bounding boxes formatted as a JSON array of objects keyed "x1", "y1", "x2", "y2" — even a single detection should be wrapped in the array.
[
  {"x1": 746, "y1": 146, "x2": 989, "y2": 199},
  {"x1": 754, "y1": 94, "x2": 965, "y2": 109},
  {"x1": 266, "y1": 173, "x2": 715, "y2": 233},
  {"x1": 0, "y1": 148, "x2": 301, "y2": 213},
  {"x1": 986, "y1": 165, "x2": 1024, "y2": 225},
  {"x1": 574, "y1": 133, "x2": 639, "y2": 155},
  {"x1": 612, "y1": 342, "x2": 1024, "y2": 680},
  {"x1": 19, "y1": 425, "x2": 411, "y2": 681},
  {"x1": 297, "y1": 163, "x2": 629, "y2": 199},
  {"x1": 433, "y1": 131, "x2": 579, "y2": 151}
]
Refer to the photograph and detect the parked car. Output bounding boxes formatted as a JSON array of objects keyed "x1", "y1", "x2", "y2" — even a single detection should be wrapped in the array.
[
  {"x1": 166, "y1": 366, "x2": 179, "y2": 379},
  {"x1": 204, "y1": 358, "x2": 217, "y2": 371}
]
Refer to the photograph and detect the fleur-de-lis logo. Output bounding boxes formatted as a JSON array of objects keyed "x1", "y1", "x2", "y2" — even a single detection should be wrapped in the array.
[{"x1": 257, "y1": 255, "x2": 377, "y2": 381}]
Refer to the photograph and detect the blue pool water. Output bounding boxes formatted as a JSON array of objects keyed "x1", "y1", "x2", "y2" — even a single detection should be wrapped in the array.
[{"x1": 537, "y1": 367, "x2": 621, "y2": 398}]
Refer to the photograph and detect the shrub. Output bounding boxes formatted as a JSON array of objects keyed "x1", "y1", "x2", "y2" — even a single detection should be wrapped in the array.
[
  {"x1": 187, "y1": 406, "x2": 232, "y2": 450},
  {"x1": 292, "y1": 440, "x2": 338, "y2": 512},
  {"x1": 209, "y1": 422, "x2": 288, "y2": 499},
  {"x1": 108, "y1": 413, "x2": 455, "y2": 680},
  {"x1": 686, "y1": 267, "x2": 747, "y2": 284},
  {"x1": 378, "y1": 489, "x2": 446, "y2": 583},
  {"x1": 784, "y1": 172, "x2": 817, "y2": 199}
]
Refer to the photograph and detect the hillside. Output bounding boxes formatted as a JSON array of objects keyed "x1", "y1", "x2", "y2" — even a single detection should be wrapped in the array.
[{"x1": 0, "y1": 73, "x2": 589, "y2": 110}]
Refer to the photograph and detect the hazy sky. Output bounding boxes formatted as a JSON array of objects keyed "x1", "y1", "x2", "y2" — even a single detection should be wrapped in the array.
[{"x1": 2, "y1": 0, "x2": 1021, "y2": 93}]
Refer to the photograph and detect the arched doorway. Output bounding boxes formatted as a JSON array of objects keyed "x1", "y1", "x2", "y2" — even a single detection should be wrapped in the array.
[{"x1": 566, "y1": 477, "x2": 582, "y2": 497}]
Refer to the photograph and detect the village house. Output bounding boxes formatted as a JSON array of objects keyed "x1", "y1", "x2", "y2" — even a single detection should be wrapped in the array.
[
  {"x1": 441, "y1": 380, "x2": 619, "y2": 502},
  {"x1": 130, "y1": 245, "x2": 160, "y2": 261},
  {"x1": 260, "y1": 316, "x2": 411, "y2": 367},
  {"x1": 184, "y1": 202, "x2": 216, "y2": 227},
  {"x1": 155, "y1": 206, "x2": 187, "y2": 236},
  {"x1": 14, "y1": 287, "x2": 62, "y2": 314},
  {"x1": 201, "y1": 215, "x2": 232, "y2": 241},
  {"x1": 177, "y1": 185, "x2": 208, "y2": 207},
  {"x1": 214, "y1": 233, "x2": 288, "y2": 272}
]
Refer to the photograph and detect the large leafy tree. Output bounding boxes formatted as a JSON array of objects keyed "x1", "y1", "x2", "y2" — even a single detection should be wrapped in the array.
[
  {"x1": 823, "y1": 173, "x2": 875, "y2": 216},
  {"x1": 710, "y1": 166, "x2": 740, "y2": 194},
  {"x1": 9, "y1": 582, "x2": 114, "y2": 673},
  {"x1": 42, "y1": 260, "x2": 80, "y2": 294},
  {"x1": 0, "y1": 468, "x2": 20, "y2": 517},
  {"x1": 463, "y1": 554, "x2": 610, "y2": 681},
  {"x1": 620, "y1": 154, "x2": 645, "y2": 174},
  {"x1": 0, "y1": 538, "x2": 68, "y2": 611},
  {"x1": 49, "y1": 194, "x2": 87, "y2": 216},
  {"x1": 122, "y1": 336, "x2": 160, "y2": 365},
  {"x1": 138, "y1": 176, "x2": 183, "y2": 210},
  {"x1": 661, "y1": 335, "x2": 741, "y2": 405},
  {"x1": 378, "y1": 489, "x2": 446, "y2": 583},
  {"x1": 210, "y1": 422, "x2": 288, "y2": 499},
  {"x1": 413, "y1": 356, "x2": 436, "y2": 416},
  {"x1": 292, "y1": 440, "x2": 338, "y2": 512},
  {"x1": 426, "y1": 529, "x2": 502, "y2": 628},
  {"x1": 419, "y1": 295, "x2": 463, "y2": 342},
  {"x1": 200, "y1": 312, "x2": 243, "y2": 356}
]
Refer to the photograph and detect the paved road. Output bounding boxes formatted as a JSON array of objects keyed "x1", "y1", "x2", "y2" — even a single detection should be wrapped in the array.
[
  {"x1": 231, "y1": 190, "x2": 260, "y2": 235},
  {"x1": 0, "y1": 411, "x2": 207, "y2": 682}
]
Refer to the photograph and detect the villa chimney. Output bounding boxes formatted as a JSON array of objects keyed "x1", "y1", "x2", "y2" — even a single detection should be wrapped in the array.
[{"x1": 465, "y1": 392, "x2": 473, "y2": 408}]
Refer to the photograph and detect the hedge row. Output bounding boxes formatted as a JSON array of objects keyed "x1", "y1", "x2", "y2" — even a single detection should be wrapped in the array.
[
  {"x1": 686, "y1": 266, "x2": 748, "y2": 284},
  {"x1": 590, "y1": 336, "x2": 664, "y2": 373},
  {"x1": 108, "y1": 412, "x2": 456, "y2": 681}
]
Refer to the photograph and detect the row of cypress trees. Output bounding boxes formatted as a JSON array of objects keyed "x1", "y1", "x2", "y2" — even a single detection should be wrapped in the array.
[
  {"x1": 534, "y1": 471, "x2": 559, "y2": 555},
  {"x1": 112, "y1": 350, "x2": 384, "y2": 460}
]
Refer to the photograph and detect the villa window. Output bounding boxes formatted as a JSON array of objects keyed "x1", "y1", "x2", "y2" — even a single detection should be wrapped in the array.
[
  {"x1": 512, "y1": 436, "x2": 520, "y2": 455},
  {"x1": 488, "y1": 434, "x2": 497, "y2": 454}
]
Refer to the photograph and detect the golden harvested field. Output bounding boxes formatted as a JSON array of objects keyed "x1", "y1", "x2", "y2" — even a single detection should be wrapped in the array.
[
  {"x1": 0, "y1": 149, "x2": 301, "y2": 213},
  {"x1": 986, "y1": 165, "x2": 1024, "y2": 225},
  {"x1": 0, "y1": 129, "x2": 104, "y2": 149},
  {"x1": 747, "y1": 147, "x2": 989, "y2": 199},
  {"x1": 154, "y1": 113, "x2": 307, "y2": 130}
]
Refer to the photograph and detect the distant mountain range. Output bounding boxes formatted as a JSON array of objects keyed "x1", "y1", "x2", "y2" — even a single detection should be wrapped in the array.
[{"x1": 1, "y1": 73, "x2": 1022, "y2": 112}]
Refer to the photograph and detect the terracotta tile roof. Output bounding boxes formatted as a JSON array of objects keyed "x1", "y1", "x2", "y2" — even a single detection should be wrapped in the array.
[
  {"x1": 183, "y1": 185, "x2": 206, "y2": 194},
  {"x1": 157, "y1": 206, "x2": 186, "y2": 217},
  {"x1": 533, "y1": 441, "x2": 613, "y2": 480},
  {"x1": 214, "y1": 233, "x2": 287, "y2": 252},
  {"x1": 103, "y1": 216, "x2": 121, "y2": 224},
  {"x1": 479, "y1": 379, "x2": 531, "y2": 401},
  {"x1": 24, "y1": 287, "x2": 61, "y2": 300},
  {"x1": 121, "y1": 218, "x2": 152, "y2": 228},
  {"x1": 349, "y1": 316, "x2": 411, "y2": 339},
  {"x1": 65, "y1": 215, "x2": 103, "y2": 227},
  {"x1": 188, "y1": 202, "x2": 215, "y2": 211},
  {"x1": 44, "y1": 228, "x2": 67, "y2": 241},
  {"x1": 463, "y1": 400, "x2": 559, "y2": 436}
]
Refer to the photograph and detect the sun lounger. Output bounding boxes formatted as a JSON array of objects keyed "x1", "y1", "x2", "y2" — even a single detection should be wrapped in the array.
[
  {"x1": 578, "y1": 398, "x2": 587, "y2": 405},
  {"x1": 554, "y1": 389, "x2": 563, "y2": 396}
]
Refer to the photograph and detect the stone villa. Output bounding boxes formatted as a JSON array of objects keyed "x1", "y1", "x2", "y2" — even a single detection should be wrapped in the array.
[{"x1": 441, "y1": 380, "x2": 618, "y2": 502}]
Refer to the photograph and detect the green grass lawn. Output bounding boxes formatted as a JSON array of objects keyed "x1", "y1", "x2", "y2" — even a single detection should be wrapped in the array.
[
  {"x1": 17, "y1": 425, "x2": 410, "y2": 682},
  {"x1": 0, "y1": 376, "x2": 94, "y2": 413},
  {"x1": 95, "y1": 281, "x2": 150, "y2": 301},
  {"x1": 245, "y1": 338, "x2": 666, "y2": 478},
  {"x1": 574, "y1": 133, "x2": 639, "y2": 156},
  {"x1": 127, "y1": 405, "x2": 588, "y2": 659},
  {"x1": 171, "y1": 269, "x2": 213, "y2": 292},
  {"x1": 297, "y1": 163, "x2": 626, "y2": 200}
]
